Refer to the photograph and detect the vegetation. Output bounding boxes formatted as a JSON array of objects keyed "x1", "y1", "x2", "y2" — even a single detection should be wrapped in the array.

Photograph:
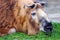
[{"x1": 0, "y1": 22, "x2": 60, "y2": 40}]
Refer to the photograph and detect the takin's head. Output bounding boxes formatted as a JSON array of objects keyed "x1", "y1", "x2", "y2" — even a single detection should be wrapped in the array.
[
  {"x1": 35, "y1": 3, "x2": 53, "y2": 35},
  {"x1": 24, "y1": 3, "x2": 53, "y2": 35}
]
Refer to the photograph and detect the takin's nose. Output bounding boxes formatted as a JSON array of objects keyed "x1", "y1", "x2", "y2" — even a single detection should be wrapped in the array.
[
  {"x1": 39, "y1": 17, "x2": 53, "y2": 36},
  {"x1": 44, "y1": 22, "x2": 53, "y2": 36}
]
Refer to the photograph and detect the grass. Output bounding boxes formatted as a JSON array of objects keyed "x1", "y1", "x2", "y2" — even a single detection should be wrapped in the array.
[{"x1": 0, "y1": 22, "x2": 60, "y2": 40}]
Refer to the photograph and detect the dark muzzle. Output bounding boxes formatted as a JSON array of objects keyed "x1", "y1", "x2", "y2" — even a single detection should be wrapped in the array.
[{"x1": 40, "y1": 17, "x2": 53, "y2": 36}]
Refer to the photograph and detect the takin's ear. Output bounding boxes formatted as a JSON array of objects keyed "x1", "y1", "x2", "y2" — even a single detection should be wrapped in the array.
[
  {"x1": 36, "y1": 3, "x2": 42, "y2": 9},
  {"x1": 28, "y1": 4, "x2": 35, "y2": 9},
  {"x1": 24, "y1": 4, "x2": 35, "y2": 9}
]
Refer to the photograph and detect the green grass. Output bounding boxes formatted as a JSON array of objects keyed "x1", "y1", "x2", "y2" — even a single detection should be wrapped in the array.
[{"x1": 0, "y1": 22, "x2": 60, "y2": 40}]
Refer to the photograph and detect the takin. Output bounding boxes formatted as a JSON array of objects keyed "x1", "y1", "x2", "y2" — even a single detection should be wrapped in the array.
[{"x1": 0, "y1": 0, "x2": 40, "y2": 36}]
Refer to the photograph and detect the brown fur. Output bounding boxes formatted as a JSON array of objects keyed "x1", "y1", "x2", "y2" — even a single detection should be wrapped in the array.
[{"x1": 0, "y1": 0, "x2": 39, "y2": 36}]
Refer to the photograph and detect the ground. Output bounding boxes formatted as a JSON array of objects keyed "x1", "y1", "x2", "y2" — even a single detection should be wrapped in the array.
[{"x1": 0, "y1": 22, "x2": 60, "y2": 40}]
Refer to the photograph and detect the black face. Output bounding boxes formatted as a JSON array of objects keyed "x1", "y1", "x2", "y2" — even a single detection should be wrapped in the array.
[{"x1": 39, "y1": 17, "x2": 53, "y2": 36}]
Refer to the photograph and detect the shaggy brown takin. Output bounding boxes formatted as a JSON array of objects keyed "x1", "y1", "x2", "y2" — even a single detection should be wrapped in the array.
[{"x1": 0, "y1": 0, "x2": 40, "y2": 36}]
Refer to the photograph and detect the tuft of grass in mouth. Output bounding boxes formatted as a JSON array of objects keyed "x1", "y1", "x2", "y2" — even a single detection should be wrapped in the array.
[{"x1": 0, "y1": 22, "x2": 60, "y2": 40}]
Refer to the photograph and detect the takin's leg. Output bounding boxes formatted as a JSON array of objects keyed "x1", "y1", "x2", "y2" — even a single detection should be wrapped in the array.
[
  {"x1": 0, "y1": 28, "x2": 16, "y2": 36},
  {"x1": 8, "y1": 28, "x2": 16, "y2": 34},
  {"x1": 0, "y1": 28, "x2": 9, "y2": 36}
]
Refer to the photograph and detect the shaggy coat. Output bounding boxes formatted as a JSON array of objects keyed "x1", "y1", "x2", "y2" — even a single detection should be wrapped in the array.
[{"x1": 0, "y1": 0, "x2": 39, "y2": 36}]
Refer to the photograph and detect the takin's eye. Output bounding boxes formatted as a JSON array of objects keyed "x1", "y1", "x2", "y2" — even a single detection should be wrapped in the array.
[{"x1": 31, "y1": 13, "x2": 36, "y2": 16}]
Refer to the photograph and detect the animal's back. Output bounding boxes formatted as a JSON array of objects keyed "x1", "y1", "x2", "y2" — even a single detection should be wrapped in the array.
[{"x1": 0, "y1": 0, "x2": 16, "y2": 34}]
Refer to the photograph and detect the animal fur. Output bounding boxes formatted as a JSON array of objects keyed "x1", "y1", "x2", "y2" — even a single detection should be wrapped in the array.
[{"x1": 0, "y1": 0, "x2": 39, "y2": 36}]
